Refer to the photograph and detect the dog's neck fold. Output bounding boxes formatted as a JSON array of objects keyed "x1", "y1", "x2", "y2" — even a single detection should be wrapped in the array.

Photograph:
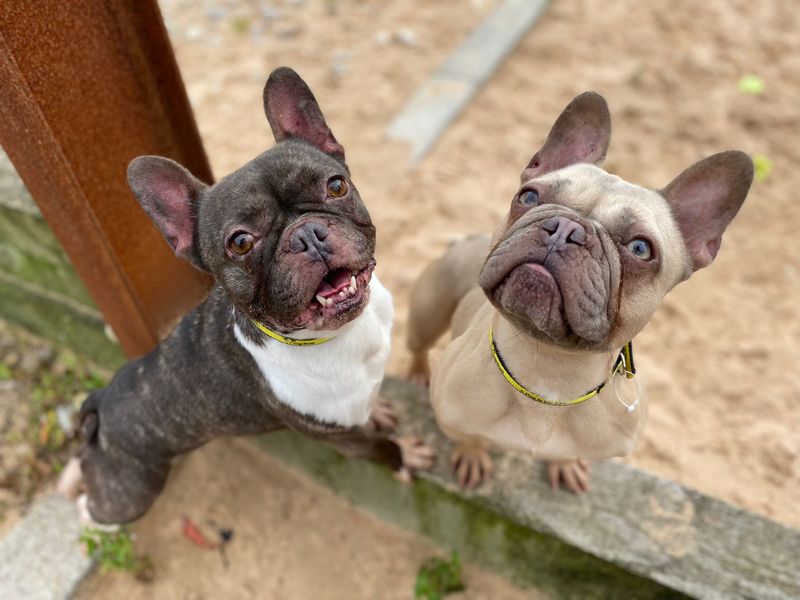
[{"x1": 491, "y1": 315, "x2": 619, "y2": 401}]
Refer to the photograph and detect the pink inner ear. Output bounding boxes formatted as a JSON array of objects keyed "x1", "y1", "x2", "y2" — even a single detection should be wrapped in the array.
[
  {"x1": 548, "y1": 135, "x2": 597, "y2": 171},
  {"x1": 521, "y1": 133, "x2": 602, "y2": 182},
  {"x1": 267, "y1": 86, "x2": 345, "y2": 160},
  {"x1": 664, "y1": 165, "x2": 747, "y2": 271},
  {"x1": 151, "y1": 181, "x2": 195, "y2": 260},
  {"x1": 659, "y1": 150, "x2": 752, "y2": 273},
  {"x1": 521, "y1": 93, "x2": 611, "y2": 183}
]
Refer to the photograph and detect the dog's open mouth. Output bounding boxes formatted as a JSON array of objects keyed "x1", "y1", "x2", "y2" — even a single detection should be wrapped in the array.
[
  {"x1": 313, "y1": 268, "x2": 359, "y2": 307},
  {"x1": 293, "y1": 262, "x2": 375, "y2": 328}
]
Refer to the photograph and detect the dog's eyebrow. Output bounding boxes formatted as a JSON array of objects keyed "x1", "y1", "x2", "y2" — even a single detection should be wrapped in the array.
[
  {"x1": 603, "y1": 208, "x2": 638, "y2": 236},
  {"x1": 546, "y1": 176, "x2": 568, "y2": 196},
  {"x1": 218, "y1": 205, "x2": 261, "y2": 223}
]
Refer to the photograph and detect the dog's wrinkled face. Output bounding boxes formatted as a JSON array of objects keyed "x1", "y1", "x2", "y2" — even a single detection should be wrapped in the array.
[
  {"x1": 480, "y1": 93, "x2": 753, "y2": 350},
  {"x1": 127, "y1": 67, "x2": 376, "y2": 331}
]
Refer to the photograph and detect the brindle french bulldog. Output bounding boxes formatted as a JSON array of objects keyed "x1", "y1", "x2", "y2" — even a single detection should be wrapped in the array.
[{"x1": 59, "y1": 67, "x2": 434, "y2": 524}]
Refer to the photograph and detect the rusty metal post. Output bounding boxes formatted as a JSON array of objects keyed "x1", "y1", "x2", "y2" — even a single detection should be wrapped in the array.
[{"x1": 0, "y1": 0, "x2": 213, "y2": 358}]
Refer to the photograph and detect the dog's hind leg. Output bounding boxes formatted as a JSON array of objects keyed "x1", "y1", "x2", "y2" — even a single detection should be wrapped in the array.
[
  {"x1": 64, "y1": 402, "x2": 172, "y2": 526},
  {"x1": 406, "y1": 234, "x2": 490, "y2": 385}
]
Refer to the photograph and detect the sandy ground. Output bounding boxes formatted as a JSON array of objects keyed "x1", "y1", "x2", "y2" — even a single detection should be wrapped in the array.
[
  {"x1": 75, "y1": 438, "x2": 536, "y2": 600},
  {"x1": 160, "y1": 0, "x2": 800, "y2": 529}
]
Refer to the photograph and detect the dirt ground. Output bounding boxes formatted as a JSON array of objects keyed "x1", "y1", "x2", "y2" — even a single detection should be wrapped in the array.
[
  {"x1": 161, "y1": 0, "x2": 800, "y2": 529},
  {"x1": 75, "y1": 438, "x2": 535, "y2": 600}
]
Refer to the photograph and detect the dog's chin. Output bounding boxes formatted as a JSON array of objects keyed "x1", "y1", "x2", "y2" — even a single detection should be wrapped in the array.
[
  {"x1": 489, "y1": 263, "x2": 572, "y2": 345},
  {"x1": 289, "y1": 262, "x2": 375, "y2": 331},
  {"x1": 490, "y1": 262, "x2": 617, "y2": 350}
]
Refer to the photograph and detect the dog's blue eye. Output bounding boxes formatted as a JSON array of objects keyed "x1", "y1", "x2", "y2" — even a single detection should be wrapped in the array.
[
  {"x1": 627, "y1": 238, "x2": 652, "y2": 260},
  {"x1": 519, "y1": 190, "x2": 539, "y2": 206}
]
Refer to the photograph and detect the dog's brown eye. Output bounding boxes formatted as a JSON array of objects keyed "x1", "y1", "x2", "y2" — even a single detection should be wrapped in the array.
[
  {"x1": 327, "y1": 177, "x2": 348, "y2": 198},
  {"x1": 228, "y1": 232, "x2": 254, "y2": 256}
]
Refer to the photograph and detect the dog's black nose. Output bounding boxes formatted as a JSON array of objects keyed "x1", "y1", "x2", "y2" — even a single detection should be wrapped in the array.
[
  {"x1": 542, "y1": 216, "x2": 587, "y2": 246},
  {"x1": 289, "y1": 222, "x2": 330, "y2": 256}
]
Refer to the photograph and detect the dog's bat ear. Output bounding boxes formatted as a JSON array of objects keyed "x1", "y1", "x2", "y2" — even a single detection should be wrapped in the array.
[
  {"x1": 661, "y1": 150, "x2": 753, "y2": 273},
  {"x1": 127, "y1": 156, "x2": 208, "y2": 271},
  {"x1": 521, "y1": 92, "x2": 611, "y2": 182},
  {"x1": 263, "y1": 67, "x2": 346, "y2": 163}
]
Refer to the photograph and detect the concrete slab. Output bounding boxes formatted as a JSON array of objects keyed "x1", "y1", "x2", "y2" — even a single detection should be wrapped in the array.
[
  {"x1": 0, "y1": 494, "x2": 92, "y2": 600},
  {"x1": 257, "y1": 377, "x2": 800, "y2": 600},
  {"x1": 386, "y1": 0, "x2": 550, "y2": 163}
]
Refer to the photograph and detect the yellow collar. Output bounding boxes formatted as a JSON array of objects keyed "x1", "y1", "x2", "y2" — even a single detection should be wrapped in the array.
[
  {"x1": 250, "y1": 319, "x2": 332, "y2": 346},
  {"x1": 489, "y1": 324, "x2": 635, "y2": 406}
]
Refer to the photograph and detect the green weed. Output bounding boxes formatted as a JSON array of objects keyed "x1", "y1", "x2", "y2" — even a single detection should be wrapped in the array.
[
  {"x1": 414, "y1": 551, "x2": 465, "y2": 600},
  {"x1": 0, "y1": 362, "x2": 12, "y2": 380},
  {"x1": 80, "y1": 528, "x2": 153, "y2": 581}
]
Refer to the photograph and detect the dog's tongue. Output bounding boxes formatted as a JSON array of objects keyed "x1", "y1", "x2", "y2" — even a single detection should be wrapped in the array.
[{"x1": 315, "y1": 268, "x2": 353, "y2": 298}]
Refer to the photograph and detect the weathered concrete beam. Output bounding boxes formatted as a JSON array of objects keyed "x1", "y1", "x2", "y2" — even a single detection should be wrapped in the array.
[
  {"x1": 386, "y1": 0, "x2": 550, "y2": 164},
  {"x1": 0, "y1": 494, "x2": 92, "y2": 600},
  {"x1": 0, "y1": 154, "x2": 124, "y2": 367},
  {"x1": 4, "y1": 379, "x2": 795, "y2": 599},
  {"x1": 258, "y1": 377, "x2": 800, "y2": 600}
]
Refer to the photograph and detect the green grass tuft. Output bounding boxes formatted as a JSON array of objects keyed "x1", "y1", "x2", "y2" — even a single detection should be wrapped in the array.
[
  {"x1": 414, "y1": 551, "x2": 465, "y2": 600},
  {"x1": 0, "y1": 362, "x2": 12, "y2": 380},
  {"x1": 80, "y1": 527, "x2": 154, "y2": 581}
]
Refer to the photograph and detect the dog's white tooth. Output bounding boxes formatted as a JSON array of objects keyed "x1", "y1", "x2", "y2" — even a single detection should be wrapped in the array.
[
  {"x1": 327, "y1": 298, "x2": 334, "y2": 307},
  {"x1": 338, "y1": 291, "x2": 345, "y2": 299},
  {"x1": 351, "y1": 275, "x2": 357, "y2": 289},
  {"x1": 316, "y1": 294, "x2": 326, "y2": 306}
]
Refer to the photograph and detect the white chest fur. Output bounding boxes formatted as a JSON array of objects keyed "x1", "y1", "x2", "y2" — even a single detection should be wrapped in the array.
[{"x1": 234, "y1": 277, "x2": 393, "y2": 427}]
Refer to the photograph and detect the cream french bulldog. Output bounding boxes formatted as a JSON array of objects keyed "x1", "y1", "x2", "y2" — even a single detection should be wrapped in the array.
[{"x1": 407, "y1": 92, "x2": 753, "y2": 492}]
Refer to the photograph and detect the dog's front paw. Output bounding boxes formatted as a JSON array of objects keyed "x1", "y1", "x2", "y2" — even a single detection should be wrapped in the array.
[
  {"x1": 450, "y1": 442, "x2": 493, "y2": 489},
  {"x1": 547, "y1": 459, "x2": 591, "y2": 494},
  {"x1": 367, "y1": 398, "x2": 398, "y2": 433},
  {"x1": 393, "y1": 436, "x2": 436, "y2": 483}
]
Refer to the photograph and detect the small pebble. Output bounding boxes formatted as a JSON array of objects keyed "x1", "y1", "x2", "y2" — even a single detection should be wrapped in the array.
[
  {"x1": 55, "y1": 403, "x2": 78, "y2": 437},
  {"x1": 374, "y1": 30, "x2": 391, "y2": 47},
  {"x1": 395, "y1": 28, "x2": 419, "y2": 47},
  {"x1": 274, "y1": 22, "x2": 302, "y2": 38},
  {"x1": 19, "y1": 348, "x2": 47, "y2": 375},
  {"x1": 186, "y1": 25, "x2": 205, "y2": 41}
]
